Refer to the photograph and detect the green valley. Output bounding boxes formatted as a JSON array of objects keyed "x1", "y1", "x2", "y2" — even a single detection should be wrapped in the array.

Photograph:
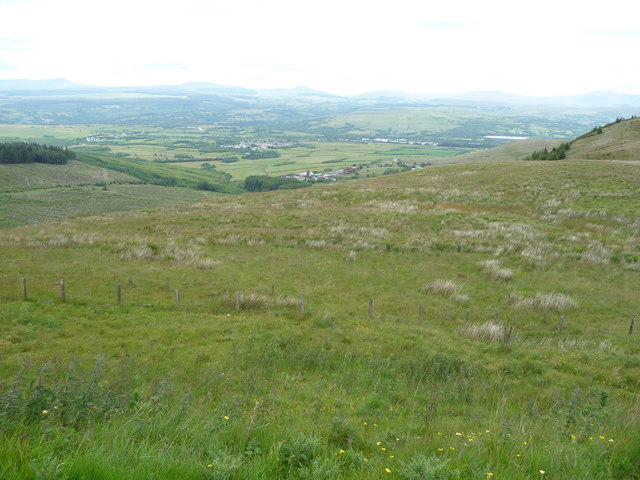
[{"x1": 0, "y1": 118, "x2": 639, "y2": 479}]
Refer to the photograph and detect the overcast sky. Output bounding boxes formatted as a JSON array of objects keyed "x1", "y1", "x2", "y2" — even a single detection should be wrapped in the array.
[{"x1": 1, "y1": 0, "x2": 639, "y2": 96}]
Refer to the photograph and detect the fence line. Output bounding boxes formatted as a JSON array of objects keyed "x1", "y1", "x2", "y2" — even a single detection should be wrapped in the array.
[{"x1": 9, "y1": 278, "x2": 637, "y2": 335}]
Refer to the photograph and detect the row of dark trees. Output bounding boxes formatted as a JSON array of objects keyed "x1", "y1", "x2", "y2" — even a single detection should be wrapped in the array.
[
  {"x1": 241, "y1": 150, "x2": 280, "y2": 160},
  {"x1": 0, "y1": 142, "x2": 75, "y2": 165},
  {"x1": 244, "y1": 175, "x2": 308, "y2": 192},
  {"x1": 525, "y1": 142, "x2": 571, "y2": 161}
]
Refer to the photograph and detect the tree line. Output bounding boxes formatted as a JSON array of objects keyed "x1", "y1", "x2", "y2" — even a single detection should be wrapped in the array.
[
  {"x1": 525, "y1": 142, "x2": 571, "y2": 161},
  {"x1": 244, "y1": 175, "x2": 308, "y2": 192},
  {"x1": 0, "y1": 142, "x2": 75, "y2": 164}
]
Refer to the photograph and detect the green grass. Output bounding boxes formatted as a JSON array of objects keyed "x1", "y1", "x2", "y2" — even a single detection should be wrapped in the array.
[
  {"x1": 0, "y1": 156, "x2": 639, "y2": 478},
  {"x1": 75, "y1": 153, "x2": 239, "y2": 192},
  {"x1": 0, "y1": 155, "x2": 227, "y2": 228},
  {"x1": 0, "y1": 159, "x2": 136, "y2": 193},
  {"x1": 568, "y1": 117, "x2": 640, "y2": 160},
  {"x1": 0, "y1": 184, "x2": 218, "y2": 229}
]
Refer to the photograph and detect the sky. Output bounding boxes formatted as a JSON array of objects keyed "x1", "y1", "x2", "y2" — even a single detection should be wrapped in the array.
[{"x1": 1, "y1": 0, "x2": 639, "y2": 96}]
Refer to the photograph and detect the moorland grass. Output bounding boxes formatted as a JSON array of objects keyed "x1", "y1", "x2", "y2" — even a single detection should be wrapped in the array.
[{"x1": 0, "y1": 159, "x2": 639, "y2": 479}]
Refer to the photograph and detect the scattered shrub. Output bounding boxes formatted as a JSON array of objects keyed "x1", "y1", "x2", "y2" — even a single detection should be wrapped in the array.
[
  {"x1": 400, "y1": 454, "x2": 458, "y2": 480},
  {"x1": 279, "y1": 434, "x2": 323, "y2": 470}
]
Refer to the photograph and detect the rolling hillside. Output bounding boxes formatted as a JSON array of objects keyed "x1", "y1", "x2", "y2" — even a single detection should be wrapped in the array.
[
  {"x1": 0, "y1": 154, "x2": 232, "y2": 228},
  {"x1": 567, "y1": 117, "x2": 640, "y2": 160},
  {"x1": 0, "y1": 159, "x2": 135, "y2": 192},
  {"x1": 1, "y1": 118, "x2": 639, "y2": 480},
  {"x1": 439, "y1": 138, "x2": 563, "y2": 164}
]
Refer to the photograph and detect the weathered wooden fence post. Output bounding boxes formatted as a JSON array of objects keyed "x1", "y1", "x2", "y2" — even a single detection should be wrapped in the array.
[
  {"x1": 493, "y1": 310, "x2": 499, "y2": 324},
  {"x1": 175, "y1": 288, "x2": 180, "y2": 307},
  {"x1": 299, "y1": 292, "x2": 305, "y2": 317},
  {"x1": 235, "y1": 291, "x2": 240, "y2": 311},
  {"x1": 504, "y1": 325, "x2": 513, "y2": 342},
  {"x1": 418, "y1": 301, "x2": 424, "y2": 325},
  {"x1": 558, "y1": 315, "x2": 564, "y2": 332},
  {"x1": 630, "y1": 314, "x2": 636, "y2": 335},
  {"x1": 464, "y1": 310, "x2": 470, "y2": 328},
  {"x1": 60, "y1": 279, "x2": 65, "y2": 303},
  {"x1": 22, "y1": 278, "x2": 27, "y2": 300},
  {"x1": 116, "y1": 284, "x2": 121, "y2": 305},
  {"x1": 368, "y1": 298, "x2": 374, "y2": 318}
]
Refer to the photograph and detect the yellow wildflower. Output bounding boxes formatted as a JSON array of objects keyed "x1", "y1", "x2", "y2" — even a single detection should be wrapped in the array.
[{"x1": 385, "y1": 468, "x2": 391, "y2": 473}]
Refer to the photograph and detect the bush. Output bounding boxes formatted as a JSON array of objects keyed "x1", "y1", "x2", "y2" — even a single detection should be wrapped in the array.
[
  {"x1": 400, "y1": 455, "x2": 457, "y2": 480},
  {"x1": 279, "y1": 434, "x2": 323, "y2": 470},
  {"x1": 244, "y1": 175, "x2": 308, "y2": 192}
]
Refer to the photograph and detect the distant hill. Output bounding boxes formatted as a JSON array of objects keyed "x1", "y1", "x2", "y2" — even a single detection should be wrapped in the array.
[{"x1": 567, "y1": 117, "x2": 640, "y2": 160}]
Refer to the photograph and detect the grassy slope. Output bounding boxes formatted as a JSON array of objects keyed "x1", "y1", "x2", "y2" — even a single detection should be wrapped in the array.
[
  {"x1": 0, "y1": 184, "x2": 218, "y2": 229},
  {"x1": 0, "y1": 156, "x2": 225, "y2": 228},
  {"x1": 0, "y1": 153, "x2": 639, "y2": 479},
  {"x1": 440, "y1": 138, "x2": 563, "y2": 163},
  {"x1": 568, "y1": 117, "x2": 640, "y2": 160},
  {"x1": 75, "y1": 152, "x2": 240, "y2": 192},
  {"x1": 0, "y1": 159, "x2": 135, "y2": 192}
]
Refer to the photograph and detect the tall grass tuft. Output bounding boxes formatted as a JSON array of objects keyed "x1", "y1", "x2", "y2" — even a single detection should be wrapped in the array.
[
  {"x1": 424, "y1": 279, "x2": 459, "y2": 296},
  {"x1": 464, "y1": 321, "x2": 514, "y2": 342},
  {"x1": 224, "y1": 292, "x2": 299, "y2": 310},
  {"x1": 507, "y1": 292, "x2": 577, "y2": 312},
  {"x1": 478, "y1": 259, "x2": 513, "y2": 282}
]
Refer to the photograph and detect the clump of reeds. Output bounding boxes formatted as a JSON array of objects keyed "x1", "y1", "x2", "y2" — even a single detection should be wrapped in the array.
[
  {"x1": 424, "y1": 279, "x2": 459, "y2": 296},
  {"x1": 464, "y1": 321, "x2": 514, "y2": 342},
  {"x1": 478, "y1": 259, "x2": 513, "y2": 282},
  {"x1": 423, "y1": 280, "x2": 469, "y2": 304},
  {"x1": 223, "y1": 292, "x2": 299, "y2": 309},
  {"x1": 507, "y1": 292, "x2": 577, "y2": 312}
]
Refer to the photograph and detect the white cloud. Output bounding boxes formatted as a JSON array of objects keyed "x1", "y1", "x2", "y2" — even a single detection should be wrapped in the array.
[{"x1": 0, "y1": 0, "x2": 639, "y2": 95}]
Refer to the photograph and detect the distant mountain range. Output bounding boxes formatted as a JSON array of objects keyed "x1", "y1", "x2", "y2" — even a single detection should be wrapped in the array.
[{"x1": 2, "y1": 78, "x2": 640, "y2": 108}]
